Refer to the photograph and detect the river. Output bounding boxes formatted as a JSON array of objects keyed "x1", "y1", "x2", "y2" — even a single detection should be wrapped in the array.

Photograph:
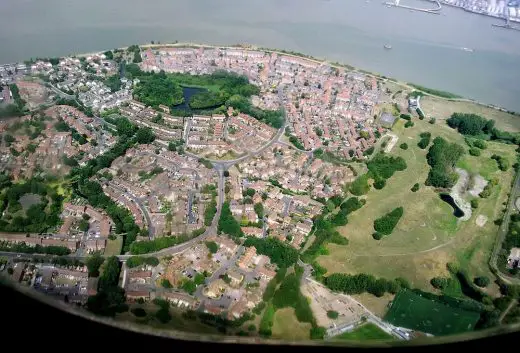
[{"x1": 0, "y1": 0, "x2": 519, "y2": 111}]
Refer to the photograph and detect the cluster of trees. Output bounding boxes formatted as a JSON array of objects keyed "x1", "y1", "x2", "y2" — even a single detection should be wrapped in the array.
[
  {"x1": 168, "y1": 139, "x2": 185, "y2": 154},
  {"x1": 417, "y1": 132, "x2": 431, "y2": 150},
  {"x1": 226, "y1": 94, "x2": 284, "y2": 128},
  {"x1": 0, "y1": 177, "x2": 64, "y2": 233},
  {"x1": 350, "y1": 173, "x2": 371, "y2": 196},
  {"x1": 125, "y1": 256, "x2": 160, "y2": 268},
  {"x1": 447, "y1": 113, "x2": 520, "y2": 144},
  {"x1": 104, "y1": 75, "x2": 122, "y2": 93},
  {"x1": 9, "y1": 84, "x2": 27, "y2": 111},
  {"x1": 288, "y1": 135, "x2": 305, "y2": 150},
  {"x1": 87, "y1": 256, "x2": 127, "y2": 316},
  {"x1": 129, "y1": 228, "x2": 205, "y2": 254},
  {"x1": 134, "y1": 71, "x2": 185, "y2": 107},
  {"x1": 324, "y1": 272, "x2": 404, "y2": 297},
  {"x1": 218, "y1": 201, "x2": 244, "y2": 240},
  {"x1": 0, "y1": 242, "x2": 71, "y2": 256},
  {"x1": 329, "y1": 196, "x2": 366, "y2": 227},
  {"x1": 203, "y1": 189, "x2": 217, "y2": 227},
  {"x1": 272, "y1": 267, "x2": 322, "y2": 335},
  {"x1": 367, "y1": 153, "x2": 407, "y2": 182},
  {"x1": 479, "y1": 178, "x2": 498, "y2": 198},
  {"x1": 491, "y1": 154, "x2": 510, "y2": 171},
  {"x1": 425, "y1": 137, "x2": 465, "y2": 188},
  {"x1": 447, "y1": 113, "x2": 495, "y2": 136},
  {"x1": 373, "y1": 207, "x2": 404, "y2": 239},
  {"x1": 205, "y1": 241, "x2": 219, "y2": 254},
  {"x1": 243, "y1": 237, "x2": 299, "y2": 268},
  {"x1": 86, "y1": 253, "x2": 105, "y2": 277},
  {"x1": 68, "y1": 116, "x2": 157, "y2": 250},
  {"x1": 77, "y1": 180, "x2": 140, "y2": 251},
  {"x1": 302, "y1": 213, "x2": 348, "y2": 262}
]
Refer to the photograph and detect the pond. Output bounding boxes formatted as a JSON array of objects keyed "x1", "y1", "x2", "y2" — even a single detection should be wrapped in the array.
[
  {"x1": 172, "y1": 86, "x2": 208, "y2": 111},
  {"x1": 439, "y1": 193, "x2": 464, "y2": 218}
]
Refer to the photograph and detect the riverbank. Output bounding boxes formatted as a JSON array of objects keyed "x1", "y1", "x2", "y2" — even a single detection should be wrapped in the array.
[{"x1": 138, "y1": 42, "x2": 519, "y2": 115}]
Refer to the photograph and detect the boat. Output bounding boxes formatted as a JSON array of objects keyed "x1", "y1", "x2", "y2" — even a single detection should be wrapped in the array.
[
  {"x1": 461, "y1": 47, "x2": 474, "y2": 52},
  {"x1": 384, "y1": 44, "x2": 392, "y2": 50}
]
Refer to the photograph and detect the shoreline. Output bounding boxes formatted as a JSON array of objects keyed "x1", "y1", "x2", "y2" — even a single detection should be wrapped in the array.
[{"x1": 10, "y1": 41, "x2": 519, "y2": 116}]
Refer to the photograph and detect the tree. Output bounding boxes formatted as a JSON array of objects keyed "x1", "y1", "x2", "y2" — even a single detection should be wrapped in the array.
[
  {"x1": 223, "y1": 170, "x2": 230, "y2": 177},
  {"x1": 411, "y1": 183, "x2": 420, "y2": 192},
  {"x1": 400, "y1": 143, "x2": 408, "y2": 150},
  {"x1": 161, "y1": 278, "x2": 173, "y2": 288},
  {"x1": 205, "y1": 241, "x2": 219, "y2": 254},
  {"x1": 474, "y1": 276, "x2": 490, "y2": 288},
  {"x1": 327, "y1": 310, "x2": 339, "y2": 319},
  {"x1": 99, "y1": 256, "x2": 121, "y2": 291},
  {"x1": 310, "y1": 326, "x2": 326, "y2": 340},
  {"x1": 79, "y1": 219, "x2": 89, "y2": 232},
  {"x1": 471, "y1": 199, "x2": 479, "y2": 209},
  {"x1": 155, "y1": 308, "x2": 172, "y2": 323},
  {"x1": 136, "y1": 128, "x2": 155, "y2": 144},
  {"x1": 430, "y1": 277, "x2": 449, "y2": 290},
  {"x1": 131, "y1": 308, "x2": 147, "y2": 317},
  {"x1": 86, "y1": 252, "x2": 105, "y2": 277}
]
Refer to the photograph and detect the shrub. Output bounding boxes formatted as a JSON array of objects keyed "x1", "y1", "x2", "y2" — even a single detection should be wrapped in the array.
[
  {"x1": 430, "y1": 277, "x2": 449, "y2": 290},
  {"x1": 471, "y1": 199, "x2": 479, "y2": 209},
  {"x1": 161, "y1": 278, "x2": 173, "y2": 288},
  {"x1": 429, "y1": 118, "x2": 436, "y2": 124},
  {"x1": 404, "y1": 121, "x2": 414, "y2": 128},
  {"x1": 372, "y1": 232, "x2": 384, "y2": 240},
  {"x1": 374, "y1": 179, "x2": 386, "y2": 190},
  {"x1": 400, "y1": 143, "x2": 408, "y2": 150},
  {"x1": 155, "y1": 308, "x2": 172, "y2": 323},
  {"x1": 469, "y1": 147, "x2": 481, "y2": 156},
  {"x1": 411, "y1": 183, "x2": 420, "y2": 192},
  {"x1": 474, "y1": 276, "x2": 490, "y2": 288},
  {"x1": 327, "y1": 310, "x2": 339, "y2": 319}
]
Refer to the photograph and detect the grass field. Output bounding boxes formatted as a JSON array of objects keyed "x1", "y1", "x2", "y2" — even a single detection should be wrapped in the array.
[
  {"x1": 105, "y1": 236, "x2": 123, "y2": 256},
  {"x1": 318, "y1": 116, "x2": 516, "y2": 296},
  {"x1": 384, "y1": 290, "x2": 480, "y2": 336},
  {"x1": 334, "y1": 323, "x2": 394, "y2": 341},
  {"x1": 271, "y1": 308, "x2": 312, "y2": 341},
  {"x1": 420, "y1": 96, "x2": 520, "y2": 132}
]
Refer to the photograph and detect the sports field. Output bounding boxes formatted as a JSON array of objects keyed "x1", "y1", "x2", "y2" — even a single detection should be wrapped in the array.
[
  {"x1": 384, "y1": 290, "x2": 480, "y2": 336},
  {"x1": 318, "y1": 115, "x2": 516, "y2": 294},
  {"x1": 334, "y1": 323, "x2": 394, "y2": 341}
]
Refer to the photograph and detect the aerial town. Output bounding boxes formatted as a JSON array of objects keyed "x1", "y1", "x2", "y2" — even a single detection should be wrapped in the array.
[{"x1": 1, "y1": 42, "x2": 520, "y2": 343}]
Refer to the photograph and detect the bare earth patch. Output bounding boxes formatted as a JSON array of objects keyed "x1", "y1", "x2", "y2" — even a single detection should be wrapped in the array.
[
  {"x1": 476, "y1": 215, "x2": 488, "y2": 227},
  {"x1": 468, "y1": 174, "x2": 488, "y2": 198}
]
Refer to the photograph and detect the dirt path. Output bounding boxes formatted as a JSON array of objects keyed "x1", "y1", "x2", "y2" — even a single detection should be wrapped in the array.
[{"x1": 499, "y1": 298, "x2": 517, "y2": 323}]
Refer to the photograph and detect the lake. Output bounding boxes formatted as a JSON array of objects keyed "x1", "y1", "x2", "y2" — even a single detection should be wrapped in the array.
[
  {"x1": 1, "y1": 0, "x2": 520, "y2": 111},
  {"x1": 439, "y1": 193, "x2": 464, "y2": 218}
]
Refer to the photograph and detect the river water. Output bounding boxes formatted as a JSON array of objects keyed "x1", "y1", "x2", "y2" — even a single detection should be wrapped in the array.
[{"x1": 1, "y1": 0, "x2": 519, "y2": 111}]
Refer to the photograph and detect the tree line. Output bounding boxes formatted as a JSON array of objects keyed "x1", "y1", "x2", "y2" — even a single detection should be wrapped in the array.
[{"x1": 373, "y1": 207, "x2": 404, "y2": 239}]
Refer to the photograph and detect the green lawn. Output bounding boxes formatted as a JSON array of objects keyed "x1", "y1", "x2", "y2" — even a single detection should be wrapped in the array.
[
  {"x1": 384, "y1": 290, "x2": 480, "y2": 336},
  {"x1": 334, "y1": 323, "x2": 394, "y2": 341},
  {"x1": 318, "y1": 117, "x2": 516, "y2": 292},
  {"x1": 105, "y1": 236, "x2": 123, "y2": 256},
  {"x1": 271, "y1": 308, "x2": 312, "y2": 341}
]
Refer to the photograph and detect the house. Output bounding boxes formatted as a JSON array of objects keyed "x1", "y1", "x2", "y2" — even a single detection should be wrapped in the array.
[
  {"x1": 126, "y1": 290, "x2": 151, "y2": 302},
  {"x1": 128, "y1": 271, "x2": 152, "y2": 284},
  {"x1": 160, "y1": 292, "x2": 198, "y2": 309}
]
